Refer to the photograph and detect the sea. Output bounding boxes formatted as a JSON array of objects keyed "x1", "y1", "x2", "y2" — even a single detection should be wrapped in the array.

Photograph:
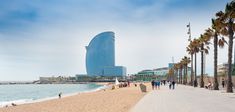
[{"x1": 0, "y1": 83, "x2": 106, "y2": 107}]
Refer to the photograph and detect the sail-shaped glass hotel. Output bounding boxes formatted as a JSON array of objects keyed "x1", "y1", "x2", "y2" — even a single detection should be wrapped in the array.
[{"x1": 86, "y1": 31, "x2": 126, "y2": 76}]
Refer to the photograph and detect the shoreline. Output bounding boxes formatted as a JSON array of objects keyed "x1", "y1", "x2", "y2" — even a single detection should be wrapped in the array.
[
  {"x1": 0, "y1": 83, "x2": 110, "y2": 108},
  {"x1": 0, "y1": 82, "x2": 151, "y2": 112},
  {"x1": 30, "y1": 84, "x2": 110, "y2": 104}
]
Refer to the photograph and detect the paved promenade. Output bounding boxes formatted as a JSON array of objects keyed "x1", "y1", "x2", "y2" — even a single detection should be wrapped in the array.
[{"x1": 131, "y1": 84, "x2": 235, "y2": 112}]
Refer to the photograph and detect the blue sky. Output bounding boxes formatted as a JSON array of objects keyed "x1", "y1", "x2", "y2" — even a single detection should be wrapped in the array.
[{"x1": 0, "y1": 0, "x2": 230, "y2": 81}]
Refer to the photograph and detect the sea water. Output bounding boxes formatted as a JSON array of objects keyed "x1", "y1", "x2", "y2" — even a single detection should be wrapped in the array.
[{"x1": 0, "y1": 84, "x2": 105, "y2": 107}]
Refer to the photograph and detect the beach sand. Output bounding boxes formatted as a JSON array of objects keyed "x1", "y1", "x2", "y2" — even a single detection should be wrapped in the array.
[{"x1": 0, "y1": 83, "x2": 151, "y2": 112}]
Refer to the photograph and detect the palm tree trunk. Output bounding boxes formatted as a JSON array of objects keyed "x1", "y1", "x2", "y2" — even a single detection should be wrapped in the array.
[
  {"x1": 183, "y1": 66, "x2": 185, "y2": 84},
  {"x1": 182, "y1": 68, "x2": 184, "y2": 84},
  {"x1": 227, "y1": 19, "x2": 233, "y2": 93},
  {"x1": 180, "y1": 68, "x2": 183, "y2": 84},
  {"x1": 186, "y1": 64, "x2": 188, "y2": 85},
  {"x1": 191, "y1": 54, "x2": 194, "y2": 86},
  {"x1": 200, "y1": 44, "x2": 204, "y2": 88},
  {"x1": 178, "y1": 69, "x2": 180, "y2": 83},
  {"x1": 176, "y1": 69, "x2": 178, "y2": 82},
  {"x1": 194, "y1": 53, "x2": 197, "y2": 87},
  {"x1": 214, "y1": 32, "x2": 219, "y2": 90},
  {"x1": 184, "y1": 66, "x2": 186, "y2": 85}
]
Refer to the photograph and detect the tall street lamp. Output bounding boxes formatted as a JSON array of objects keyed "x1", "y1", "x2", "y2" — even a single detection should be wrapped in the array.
[{"x1": 187, "y1": 22, "x2": 195, "y2": 86}]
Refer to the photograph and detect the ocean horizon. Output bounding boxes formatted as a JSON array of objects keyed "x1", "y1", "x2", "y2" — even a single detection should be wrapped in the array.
[{"x1": 0, "y1": 83, "x2": 106, "y2": 107}]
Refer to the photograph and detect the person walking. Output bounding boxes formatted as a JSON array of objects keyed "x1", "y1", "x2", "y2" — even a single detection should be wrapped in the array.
[
  {"x1": 157, "y1": 80, "x2": 161, "y2": 90},
  {"x1": 154, "y1": 80, "x2": 158, "y2": 90},
  {"x1": 151, "y1": 80, "x2": 155, "y2": 90},
  {"x1": 172, "y1": 81, "x2": 176, "y2": 89},
  {"x1": 127, "y1": 80, "x2": 130, "y2": 87},
  {"x1": 169, "y1": 81, "x2": 172, "y2": 89},
  {"x1": 222, "y1": 79, "x2": 225, "y2": 88},
  {"x1": 58, "y1": 92, "x2": 62, "y2": 99},
  {"x1": 163, "y1": 80, "x2": 166, "y2": 86}
]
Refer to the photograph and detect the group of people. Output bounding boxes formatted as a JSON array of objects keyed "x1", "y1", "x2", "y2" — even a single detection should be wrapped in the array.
[
  {"x1": 205, "y1": 79, "x2": 226, "y2": 90},
  {"x1": 168, "y1": 81, "x2": 176, "y2": 90},
  {"x1": 118, "y1": 82, "x2": 130, "y2": 88},
  {"x1": 151, "y1": 80, "x2": 176, "y2": 90},
  {"x1": 151, "y1": 80, "x2": 161, "y2": 90}
]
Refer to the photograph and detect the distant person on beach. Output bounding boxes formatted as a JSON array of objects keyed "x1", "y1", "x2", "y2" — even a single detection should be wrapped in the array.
[
  {"x1": 58, "y1": 92, "x2": 62, "y2": 99},
  {"x1": 127, "y1": 81, "x2": 130, "y2": 87},
  {"x1": 11, "y1": 103, "x2": 17, "y2": 106},
  {"x1": 134, "y1": 83, "x2": 137, "y2": 87},
  {"x1": 151, "y1": 80, "x2": 155, "y2": 90},
  {"x1": 172, "y1": 81, "x2": 175, "y2": 89},
  {"x1": 222, "y1": 79, "x2": 225, "y2": 88}
]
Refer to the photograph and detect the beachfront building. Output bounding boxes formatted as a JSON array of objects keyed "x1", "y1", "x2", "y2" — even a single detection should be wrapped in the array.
[
  {"x1": 75, "y1": 74, "x2": 94, "y2": 82},
  {"x1": 133, "y1": 63, "x2": 191, "y2": 81},
  {"x1": 133, "y1": 70, "x2": 156, "y2": 81},
  {"x1": 86, "y1": 31, "x2": 126, "y2": 76},
  {"x1": 153, "y1": 67, "x2": 169, "y2": 76},
  {"x1": 217, "y1": 63, "x2": 229, "y2": 76},
  {"x1": 75, "y1": 74, "x2": 127, "y2": 82},
  {"x1": 138, "y1": 70, "x2": 154, "y2": 75},
  {"x1": 153, "y1": 63, "x2": 176, "y2": 76},
  {"x1": 217, "y1": 63, "x2": 235, "y2": 86},
  {"x1": 39, "y1": 76, "x2": 76, "y2": 84},
  {"x1": 103, "y1": 66, "x2": 127, "y2": 76}
]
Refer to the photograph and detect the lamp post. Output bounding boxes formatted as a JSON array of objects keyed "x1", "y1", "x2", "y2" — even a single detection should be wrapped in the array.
[
  {"x1": 187, "y1": 23, "x2": 191, "y2": 42},
  {"x1": 187, "y1": 22, "x2": 194, "y2": 86}
]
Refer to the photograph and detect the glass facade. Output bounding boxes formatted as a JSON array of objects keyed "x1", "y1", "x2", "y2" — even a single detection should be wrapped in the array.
[
  {"x1": 103, "y1": 66, "x2": 126, "y2": 76},
  {"x1": 86, "y1": 31, "x2": 126, "y2": 76}
]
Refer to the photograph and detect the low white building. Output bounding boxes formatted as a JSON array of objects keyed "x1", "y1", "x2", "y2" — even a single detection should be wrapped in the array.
[{"x1": 217, "y1": 63, "x2": 229, "y2": 76}]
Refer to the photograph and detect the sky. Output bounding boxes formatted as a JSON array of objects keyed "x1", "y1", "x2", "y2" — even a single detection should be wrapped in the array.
[{"x1": 0, "y1": 0, "x2": 231, "y2": 81}]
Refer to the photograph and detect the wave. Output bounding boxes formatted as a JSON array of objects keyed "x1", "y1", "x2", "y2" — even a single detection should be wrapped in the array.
[
  {"x1": 82, "y1": 84, "x2": 110, "y2": 93},
  {"x1": 0, "y1": 84, "x2": 109, "y2": 108}
]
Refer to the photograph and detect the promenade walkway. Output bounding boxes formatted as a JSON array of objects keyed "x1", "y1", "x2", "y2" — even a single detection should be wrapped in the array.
[{"x1": 131, "y1": 84, "x2": 235, "y2": 112}]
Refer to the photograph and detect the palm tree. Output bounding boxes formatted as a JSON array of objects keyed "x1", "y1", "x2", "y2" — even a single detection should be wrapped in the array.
[
  {"x1": 191, "y1": 39, "x2": 200, "y2": 87},
  {"x1": 177, "y1": 63, "x2": 182, "y2": 84},
  {"x1": 168, "y1": 68, "x2": 174, "y2": 81},
  {"x1": 215, "y1": 1, "x2": 235, "y2": 92},
  {"x1": 182, "y1": 56, "x2": 190, "y2": 85},
  {"x1": 179, "y1": 61, "x2": 183, "y2": 84},
  {"x1": 182, "y1": 58, "x2": 187, "y2": 85},
  {"x1": 198, "y1": 34, "x2": 211, "y2": 88},
  {"x1": 181, "y1": 58, "x2": 186, "y2": 84},
  {"x1": 205, "y1": 19, "x2": 227, "y2": 90},
  {"x1": 173, "y1": 63, "x2": 180, "y2": 83},
  {"x1": 187, "y1": 44, "x2": 194, "y2": 86}
]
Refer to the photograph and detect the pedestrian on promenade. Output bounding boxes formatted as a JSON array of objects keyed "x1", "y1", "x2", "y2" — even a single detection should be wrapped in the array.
[
  {"x1": 222, "y1": 79, "x2": 225, "y2": 88},
  {"x1": 151, "y1": 80, "x2": 155, "y2": 90},
  {"x1": 163, "y1": 80, "x2": 166, "y2": 86},
  {"x1": 169, "y1": 81, "x2": 172, "y2": 89},
  {"x1": 154, "y1": 80, "x2": 158, "y2": 90},
  {"x1": 205, "y1": 81, "x2": 212, "y2": 90},
  {"x1": 172, "y1": 81, "x2": 175, "y2": 89},
  {"x1": 157, "y1": 81, "x2": 161, "y2": 90}
]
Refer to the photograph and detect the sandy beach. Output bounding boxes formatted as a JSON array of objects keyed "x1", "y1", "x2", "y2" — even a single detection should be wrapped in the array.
[{"x1": 0, "y1": 83, "x2": 151, "y2": 112}]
